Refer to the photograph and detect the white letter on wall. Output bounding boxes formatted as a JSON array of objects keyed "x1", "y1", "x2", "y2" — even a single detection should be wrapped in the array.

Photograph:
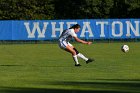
[
  {"x1": 24, "y1": 22, "x2": 48, "y2": 38},
  {"x1": 80, "y1": 22, "x2": 93, "y2": 37},
  {"x1": 126, "y1": 21, "x2": 140, "y2": 37},
  {"x1": 51, "y1": 22, "x2": 64, "y2": 37},
  {"x1": 96, "y1": 21, "x2": 108, "y2": 37},
  {"x1": 112, "y1": 21, "x2": 123, "y2": 37}
]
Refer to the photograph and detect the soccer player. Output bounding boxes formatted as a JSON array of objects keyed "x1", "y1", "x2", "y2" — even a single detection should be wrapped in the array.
[{"x1": 58, "y1": 24, "x2": 94, "y2": 66}]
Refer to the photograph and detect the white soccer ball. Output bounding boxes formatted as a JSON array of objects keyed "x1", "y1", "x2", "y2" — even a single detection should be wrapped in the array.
[{"x1": 121, "y1": 45, "x2": 129, "y2": 53}]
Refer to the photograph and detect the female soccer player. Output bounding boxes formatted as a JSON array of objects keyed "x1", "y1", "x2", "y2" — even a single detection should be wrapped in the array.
[{"x1": 58, "y1": 24, "x2": 94, "y2": 66}]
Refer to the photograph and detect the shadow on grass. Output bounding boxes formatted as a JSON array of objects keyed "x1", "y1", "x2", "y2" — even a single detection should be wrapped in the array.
[
  {"x1": 0, "y1": 64, "x2": 72, "y2": 67},
  {"x1": 0, "y1": 79, "x2": 140, "y2": 93},
  {"x1": 0, "y1": 87, "x2": 134, "y2": 93},
  {"x1": 53, "y1": 79, "x2": 140, "y2": 88},
  {"x1": 39, "y1": 79, "x2": 140, "y2": 93},
  {"x1": 0, "y1": 65, "x2": 23, "y2": 67}
]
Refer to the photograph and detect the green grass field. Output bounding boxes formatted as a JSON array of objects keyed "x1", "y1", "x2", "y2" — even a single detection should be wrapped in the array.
[{"x1": 0, "y1": 42, "x2": 140, "y2": 93}]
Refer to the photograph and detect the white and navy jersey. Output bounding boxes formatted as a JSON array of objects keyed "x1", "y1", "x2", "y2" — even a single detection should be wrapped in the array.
[{"x1": 59, "y1": 29, "x2": 77, "y2": 42}]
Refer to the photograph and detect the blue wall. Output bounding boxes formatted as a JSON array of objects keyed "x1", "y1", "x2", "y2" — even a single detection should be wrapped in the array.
[{"x1": 0, "y1": 19, "x2": 140, "y2": 40}]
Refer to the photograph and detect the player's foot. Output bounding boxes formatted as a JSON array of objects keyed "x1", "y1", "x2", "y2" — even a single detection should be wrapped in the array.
[
  {"x1": 75, "y1": 64, "x2": 81, "y2": 66},
  {"x1": 86, "y1": 58, "x2": 94, "y2": 64}
]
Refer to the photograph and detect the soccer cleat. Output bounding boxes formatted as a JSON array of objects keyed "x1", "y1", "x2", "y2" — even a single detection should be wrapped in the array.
[
  {"x1": 75, "y1": 64, "x2": 81, "y2": 66},
  {"x1": 86, "y1": 58, "x2": 94, "y2": 64}
]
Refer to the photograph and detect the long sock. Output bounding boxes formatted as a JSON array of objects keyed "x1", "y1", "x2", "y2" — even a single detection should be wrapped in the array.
[
  {"x1": 73, "y1": 55, "x2": 79, "y2": 65},
  {"x1": 77, "y1": 53, "x2": 88, "y2": 61}
]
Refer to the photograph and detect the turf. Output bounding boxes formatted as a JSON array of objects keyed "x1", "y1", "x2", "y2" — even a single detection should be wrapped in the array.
[{"x1": 0, "y1": 42, "x2": 140, "y2": 93}]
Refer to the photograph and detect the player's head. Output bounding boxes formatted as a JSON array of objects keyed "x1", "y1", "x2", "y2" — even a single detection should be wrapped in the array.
[{"x1": 70, "y1": 24, "x2": 81, "y2": 33}]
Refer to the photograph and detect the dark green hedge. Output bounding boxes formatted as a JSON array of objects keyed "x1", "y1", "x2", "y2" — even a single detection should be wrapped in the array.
[{"x1": 0, "y1": 0, "x2": 140, "y2": 20}]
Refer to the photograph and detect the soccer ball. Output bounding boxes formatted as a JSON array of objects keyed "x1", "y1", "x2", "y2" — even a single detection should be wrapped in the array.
[{"x1": 121, "y1": 45, "x2": 129, "y2": 53}]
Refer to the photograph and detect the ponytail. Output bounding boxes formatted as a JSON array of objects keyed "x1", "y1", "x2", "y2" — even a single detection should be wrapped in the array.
[{"x1": 69, "y1": 24, "x2": 81, "y2": 29}]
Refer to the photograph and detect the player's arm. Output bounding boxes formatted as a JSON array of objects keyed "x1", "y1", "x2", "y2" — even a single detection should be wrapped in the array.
[{"x1": 73, "y1": 36, "x2": 92, "y2": 45}]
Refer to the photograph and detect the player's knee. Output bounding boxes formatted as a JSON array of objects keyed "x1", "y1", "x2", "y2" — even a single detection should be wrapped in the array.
[
  {"x1": 73, "y1": 48, "x2": 79, "y2": 55},
  {"x1": 72, "y1": 50, "x2": 76, "y2": 56}
]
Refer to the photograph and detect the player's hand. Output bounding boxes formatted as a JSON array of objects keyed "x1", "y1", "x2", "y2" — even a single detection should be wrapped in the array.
[{"x1": 87, "y1": 41, "x2": 92, "y2": 45}]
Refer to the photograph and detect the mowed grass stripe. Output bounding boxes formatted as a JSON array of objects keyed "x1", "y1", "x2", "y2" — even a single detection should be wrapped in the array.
[{"x1": 0, "y1": 42, "x2": 139, "y2": 93}]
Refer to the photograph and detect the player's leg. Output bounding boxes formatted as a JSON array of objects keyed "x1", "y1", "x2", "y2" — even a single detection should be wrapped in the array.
[
  {"x1": 59, "y1": 41, "x2": 81, "y2": 66},
  {"x1": 72, "y1": 47, "x2": 94, "y2": 64},
  {"x1": 65, "y1": 45, "x2": 81, "y2": 66},
  {"x1": 68, "y1": 42, "x2": 90, "y2": 62}
]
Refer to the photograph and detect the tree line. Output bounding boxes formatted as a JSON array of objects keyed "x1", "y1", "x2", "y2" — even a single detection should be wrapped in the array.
[{"x1": 0, "y1": 0, "x2": 140, "y2": 20}]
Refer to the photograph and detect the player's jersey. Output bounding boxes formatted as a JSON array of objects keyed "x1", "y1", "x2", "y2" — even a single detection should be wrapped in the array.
[{"x1": 59, "y1": 29, "x2": 77, "y2": 42}]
